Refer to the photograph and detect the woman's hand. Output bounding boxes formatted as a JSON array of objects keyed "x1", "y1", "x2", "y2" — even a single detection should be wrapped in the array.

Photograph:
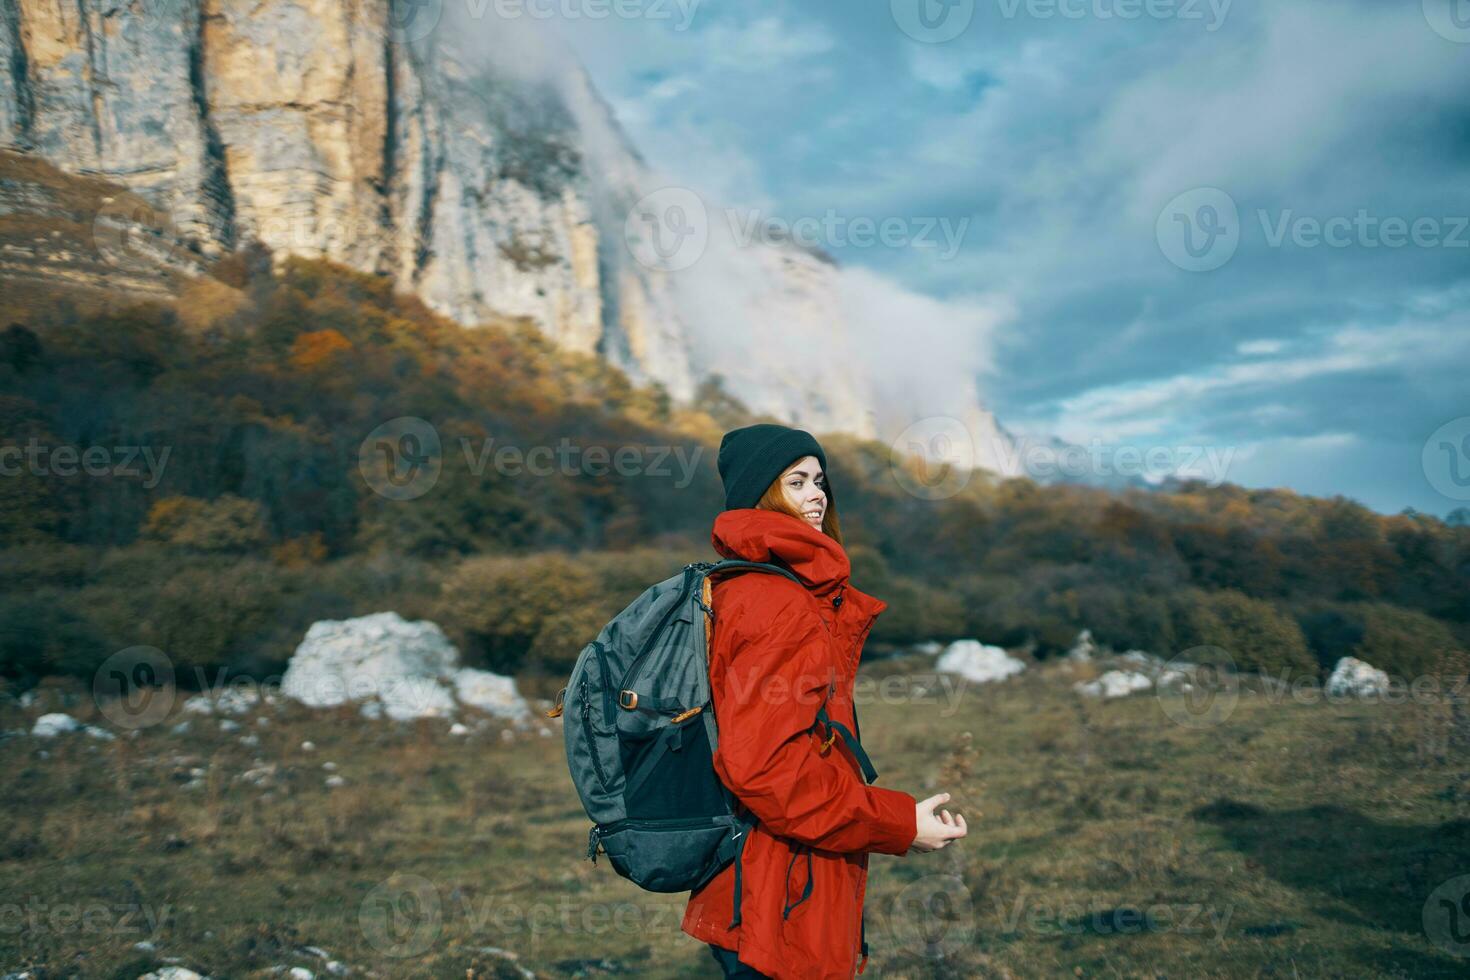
[{"x1": 910, "y1": 792, "x2": 968, "y2": 852}]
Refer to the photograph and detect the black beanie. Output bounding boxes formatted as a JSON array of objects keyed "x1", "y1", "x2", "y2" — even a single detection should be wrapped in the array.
[{"x1": 717, "y1": 423, "x2": 832, "y2": 512}]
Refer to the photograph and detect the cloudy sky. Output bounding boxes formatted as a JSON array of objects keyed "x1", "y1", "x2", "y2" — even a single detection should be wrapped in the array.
[{"x1": 523, "y1": 0, "x2": 1469, "y2": 517}]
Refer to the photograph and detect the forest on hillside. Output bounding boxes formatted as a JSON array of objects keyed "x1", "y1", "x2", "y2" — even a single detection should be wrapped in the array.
[{"x1": 2, "y1": 254, "x2": 1467, "y2": 698}]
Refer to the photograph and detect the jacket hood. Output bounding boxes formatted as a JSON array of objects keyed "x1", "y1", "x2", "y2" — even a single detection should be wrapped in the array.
[{"x1": 710, "y1": 508, "x2": 851, "y2": 598}]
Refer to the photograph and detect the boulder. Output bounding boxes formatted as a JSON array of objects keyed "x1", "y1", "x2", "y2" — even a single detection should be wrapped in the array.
[
  {"x1": 934, "y1": 640, "x2": 1026, "y2": 685},
  {"x1": 32, "y1": 713, "x2": 81, "y2": 737},
  {"x1": 281, "y1": 611, "x2": 530, "y2": 722},
  {"x1": 454, "y1": 668, "x2": 532, "y2": 723},
  {"x1": 1075, "y1": 670, "x2": 1153, "y2": 699},
  {"x1": 1326, "y1": 657, "x2": 1390, "y2": 698},
  {"x1": 1065, "y1": 629, "x2": 1099, "y2": 663}
]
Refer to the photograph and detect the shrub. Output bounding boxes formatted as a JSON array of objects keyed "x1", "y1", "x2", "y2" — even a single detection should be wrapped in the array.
[
  {"x1": 1349, "y1": 602, "x2": 1464, "y2": 682},
  {"x1": 1174, "y1": 588, "x2": 1316, "y2": 677},
  {"x1": 436, "y1": 552, "x2": 603, "y2": 674},
  {"x1": 140, "y1": 495, "x2": 269, "y2": 552}
]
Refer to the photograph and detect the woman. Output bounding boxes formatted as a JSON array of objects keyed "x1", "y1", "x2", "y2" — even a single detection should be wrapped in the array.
[{"x1": 681, "y1": 423, "x2": 968, "y2": 980}]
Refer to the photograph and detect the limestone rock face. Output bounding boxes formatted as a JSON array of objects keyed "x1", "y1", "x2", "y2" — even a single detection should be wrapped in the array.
[{"x1": 1, "y1": 0, "x2": 1013, "y2": 447}]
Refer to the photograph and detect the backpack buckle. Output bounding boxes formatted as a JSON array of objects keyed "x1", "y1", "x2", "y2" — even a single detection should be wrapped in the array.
[
  {"x1": 618, "y1": 689, "x2": 639, "y2": 710},
  {"x1": 819, "y1": 727, "x2": 838, "y2": 752}
]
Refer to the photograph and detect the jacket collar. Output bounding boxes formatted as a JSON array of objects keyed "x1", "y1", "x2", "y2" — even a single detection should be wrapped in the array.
[{"x1": 711, "y1": 508, "x2": 850, "y2": 598}]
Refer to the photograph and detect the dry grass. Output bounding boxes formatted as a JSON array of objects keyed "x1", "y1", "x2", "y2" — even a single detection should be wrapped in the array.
[{"x1": 2, "y1": 664, "x2": 1469, "y2": 978}]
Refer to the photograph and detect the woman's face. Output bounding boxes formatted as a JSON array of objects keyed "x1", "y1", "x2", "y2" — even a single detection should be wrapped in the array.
[{"x1": 780, "y1": 455, "x2": 828, "y2": 530}]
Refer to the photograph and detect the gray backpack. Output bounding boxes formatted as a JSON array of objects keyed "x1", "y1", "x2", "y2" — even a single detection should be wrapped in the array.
[{"x1": 546, "y1": 558, "x2": 877, "y2": 929}]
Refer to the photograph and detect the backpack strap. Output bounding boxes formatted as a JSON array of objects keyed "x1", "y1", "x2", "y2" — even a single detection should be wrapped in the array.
[
  {"x1": 723, "y1": 810, "x2": 758, "y2": 929},
  {"x1": 814, "y1": 687, "x2": 879, "y2": 783}
]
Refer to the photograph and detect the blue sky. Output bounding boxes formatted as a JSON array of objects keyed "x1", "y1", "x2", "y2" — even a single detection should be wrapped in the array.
[{"x1": 537, "y1": 0, "x2": 1470, "y2": 517}]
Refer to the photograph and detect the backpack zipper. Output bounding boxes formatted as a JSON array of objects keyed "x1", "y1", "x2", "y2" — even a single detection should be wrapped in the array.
[
  {"x1": 581, "y1": 685, "x2": 611, "y2": 790},
  {"x1": 600, "y1": 815, "x2": 725, "y2": 832},
  {"x1": 618, "y1": 570, "x2": 697, "y2": 702},
  {"x1": 591, "y1": 640, "x2": 615, "y2": 720}
]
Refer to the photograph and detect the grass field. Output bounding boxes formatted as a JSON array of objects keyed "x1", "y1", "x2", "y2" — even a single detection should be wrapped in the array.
[{"x1": 3, "y1": 654, "x2": 1469, "y2": 979}]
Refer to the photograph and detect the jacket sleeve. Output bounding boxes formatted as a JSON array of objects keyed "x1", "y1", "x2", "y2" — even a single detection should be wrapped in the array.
[{"x1": 709, "y1": 586, "x2": 917, "y2": 855}]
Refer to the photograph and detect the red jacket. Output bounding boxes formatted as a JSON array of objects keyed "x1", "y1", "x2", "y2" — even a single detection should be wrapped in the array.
[{"x1": 681, "y1": 508, "x2": 918, "y2": 980}]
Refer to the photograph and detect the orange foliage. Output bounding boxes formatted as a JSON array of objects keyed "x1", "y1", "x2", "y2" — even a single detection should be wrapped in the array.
[{"x1": 289, "y1": 328, "x2": 353, "y2": 370}]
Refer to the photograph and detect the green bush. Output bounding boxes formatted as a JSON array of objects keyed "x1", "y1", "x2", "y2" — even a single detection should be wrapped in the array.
[
  {"x1": 435, "y1": 552, "x2": 605, "y2": 674},
  {"x1": 140, "y1": 494, "x2": 269, "y2": 552},
  {"x1": 1174, "y1": 588, "x2": 1316, "y2": 677},
  {"x1": 1349, "y1": 602, "x2": 1464, "y2": 681}
]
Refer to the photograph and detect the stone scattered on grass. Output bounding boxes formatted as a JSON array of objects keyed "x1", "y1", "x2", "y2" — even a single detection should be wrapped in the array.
[
  {"x1": 454, "y1": 668, "x2": 533, "y2": 724},
  {"x1": 33, "y1": 713, "x2": 81, "y2": 737},
  {"x1": 280, "y1": 611, "x2": 532, "y2": 723},
  {"x1": 182, "y1": 688, "x2": 259, "y2": 716},
  {"x1": 1075, "y1": 670, "x2": 1154, "y2": 699},
  {"x1": 1065, "y1": 629, "x2": 1099, "y2": 663},
  {"x1": 934, "y1": 640, "x2": 1027, "y2": 685},
  {"x1": 30, "y1": 713, "x2": 115, "y2": 740},
  {"x1": 1325, "y1": 656, "x2": 1390, "y2": 697},
  {"x1": 449, "y1": 722, "x2": 470, "y2": 736},
  {"x1": 281, "y1": 612, "x2": 461, "y2": 721},
  {"x1": 138, "y1": 966, "x2": 209, "y2": 979},
  {"x1": 325, "y1": 775, "x2": 346, "y2": 788}
]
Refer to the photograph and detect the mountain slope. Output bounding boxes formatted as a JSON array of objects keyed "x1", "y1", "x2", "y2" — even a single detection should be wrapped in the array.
[{"x1": 0, "y1": 0, "x2": 1019, "y2": 454}]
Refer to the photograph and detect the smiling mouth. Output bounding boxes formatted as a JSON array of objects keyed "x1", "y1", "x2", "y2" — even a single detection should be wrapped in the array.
[{"x1": 802, "y1": 510, "x2": 822, "y2": 520}]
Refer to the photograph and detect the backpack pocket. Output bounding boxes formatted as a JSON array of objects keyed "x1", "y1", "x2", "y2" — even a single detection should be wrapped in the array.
[
  {"x1": 618, "y1": 713, "x2": 726, "y2": 821},
  {"x1": 597, "y1": 814, "x2": 733, "y2": 892}
]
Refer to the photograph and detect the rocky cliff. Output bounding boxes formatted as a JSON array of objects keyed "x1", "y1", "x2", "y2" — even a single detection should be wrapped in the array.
[{"x1": 0, "y1": 0, "x2": 1016, "y2": 462}]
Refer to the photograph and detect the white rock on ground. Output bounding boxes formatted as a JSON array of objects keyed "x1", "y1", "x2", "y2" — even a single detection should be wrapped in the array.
[
  {"x1": 1326, "y1": 656, "x2": 1390, "y2": 697},
  {"x1": 281, "y1": 611, "x2": 530, "y2": 722},
  {"x1": 934, "y1": 640, "x2": 1026, "y2": 685},
  {"x1": 31, "y1": 713, "x2": 114, "y2": 739},
  {"x1": 139, "y1": 968, "x2": 209, "y2": 980},
  {"x1": 1075, "y1": 670, "x2": 1154, "y2": 699},
  {"x1": 32, "y1": 713, "x2": 81, "y2": 737},
  {"x1": 282, "y1": 612, "x2": 459, "y2": 721},
  {"x1": 182, "y1": 688, "x2": 259, "y2": 716},
  {"x1": 1065, "y1": 629, "x2": 1099, "y2": 663},
  {"x1": 454, "y1": 668, "x2": 533, "y2": 724}
]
